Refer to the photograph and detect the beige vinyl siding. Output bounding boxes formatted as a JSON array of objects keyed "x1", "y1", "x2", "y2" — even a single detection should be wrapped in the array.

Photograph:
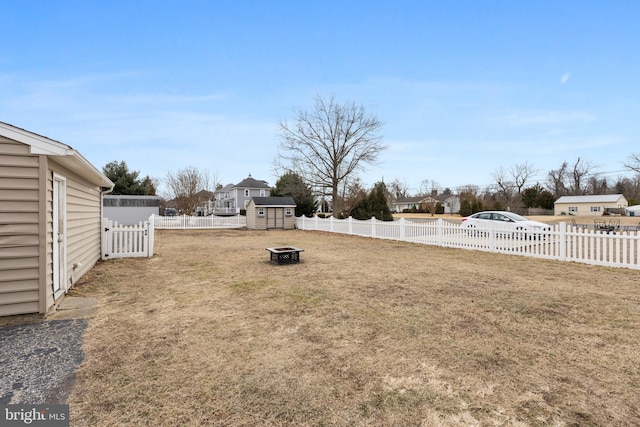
[
  {"x1": 44, "y1": 167, "x2": 54, "y2": 311},
  {"x1": 48, "y1": 159, "x2": 102, "y2": 291},
  {"x1": 246, "y1": 203, "x2": 257, "y2": 229},
  {"x1": 0, "y1": 138, "x2": 41, "y2": 316},
  {"x1": 247, "y1": 202, "x2": 296, "y2": 230}
]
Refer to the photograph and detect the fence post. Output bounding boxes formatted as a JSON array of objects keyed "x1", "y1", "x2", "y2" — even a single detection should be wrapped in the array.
[
  {"x1": 437, "y1": 219, "x2": 444, "y2": 247},
  {"x1": 348, "y1": 216, "x2": 353, "y2": 235},
  {"x1": 399, "y1": 218, "x2": 405, "y2": 240},
  {"x1": 147, "y1": 215, "x2": 155, "y2": 257},
  {"x1": 489, "y1": 229, "x2": 496, "y2": 252},
  {"x1": 559, "y1": 221, "x2": 567, "y2": 261},
  {"x1": 101, "y1": 218, "x2": 110, "y2": 260}
]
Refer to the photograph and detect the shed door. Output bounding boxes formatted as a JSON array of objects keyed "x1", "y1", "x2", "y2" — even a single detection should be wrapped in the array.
[
  {"x1": 53, "y1": 174, "x2": 67, "y2": 296},
  {"x1": 266, "y1": 208, "x2": 284, "y2": 229}
]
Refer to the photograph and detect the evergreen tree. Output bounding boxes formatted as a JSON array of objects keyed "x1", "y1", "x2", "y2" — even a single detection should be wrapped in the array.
[
  {"x1": 535, "y1": 190, "x2": 555, "y2": 210},
  {"x1": 103, "y1": 161, "x2": 155, "y2": 195},
  {"x1": 521, "y1": 184, "x2": 545, "y2": 208},
  {"x1": 271, "y1": 172, "x2": 317, "y2": 217},
  {"x1": 368, "y1": 181, "x2": 393, "y2": 221},
  {"x1": 350, "y1": 181, "x2": 393, "y2": 221}
]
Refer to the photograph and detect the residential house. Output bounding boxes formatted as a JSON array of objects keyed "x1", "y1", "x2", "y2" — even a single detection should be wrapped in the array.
[
  {"x1": 554, "y1": 194, "x2": 628, "y2": 216},
  {"x1": 214, "y1": 174, "x2": 271, "y2": 215},
  {"x1": 392, "y1": 195, "x2": 461, "y2": 214},
  {"x1": 0, "y1": 121, "x2": 114, "y2": 316}
]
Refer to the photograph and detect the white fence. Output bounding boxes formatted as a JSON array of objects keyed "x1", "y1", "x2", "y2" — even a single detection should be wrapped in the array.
[
  {"x1": 151, "y1": 214, "x2": 246, "y2": 229},
  {"x1": 295, "y1": 216, "x2": 640, "y2": 270},
  {"x1": 101, "y1": 214, "x2": 246, "y2": 260},
  {"x1": 102, "y1": 218, "x2": 154, "y2": 259}
]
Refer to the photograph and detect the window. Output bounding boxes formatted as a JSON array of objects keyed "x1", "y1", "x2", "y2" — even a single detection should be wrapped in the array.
[
  {"x1": 258, "y1": 208, "x2": 265, "y2": 217},
  {"x1": 590, "y1": 206, "x2": 601, "y2": 212},
  {"x1": 244, "y1": 200, "x2": 249, "y2": 208},
  {"x1": 244, "y1": 189, "x2": 250, "y2": 197},
  {"x1": 568, "y1": 206, "x2": 578, "y2": 213},
  {"x1": 260, "y1": 189, "x2": 266, "y2": 197},
  {"x1": 285, "y1": 208, "x2": 293, "y2": 216}
]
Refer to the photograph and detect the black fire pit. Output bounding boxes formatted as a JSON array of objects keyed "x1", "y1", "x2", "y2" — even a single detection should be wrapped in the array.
[{"x1": 266, "y1": 247, "x2": 304, "y2": 264}]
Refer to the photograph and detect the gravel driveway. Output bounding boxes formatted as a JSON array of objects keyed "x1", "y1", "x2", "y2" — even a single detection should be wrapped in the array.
[{"x1": 0, "y1": 297, "x2": 95, "y2": 405}]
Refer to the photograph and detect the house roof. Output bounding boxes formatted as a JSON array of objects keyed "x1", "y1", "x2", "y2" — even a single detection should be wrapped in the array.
[
  {"x1": 393, "y1": 194, "x2": 456, "y2": 205},
  {"x1": 251, "y1": 196, "x2": 296, "y2": 206},
  {"x1": 555, "y1": 194, "x2": 627, "y2": 204},
  {"x1": 394, "y1": 196, "x2": 425, "y2": 205},
  {"x1": 0, "y1": 121, "x2": 114, "y2": 189},
  {"x1": 234, "y1": 174, "x2": 270, "y2": 189}
]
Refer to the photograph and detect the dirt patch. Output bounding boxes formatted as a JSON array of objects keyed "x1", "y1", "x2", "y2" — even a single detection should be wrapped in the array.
[{"x1": 68, "y1": 229, "x2": 640, "y2": 426}]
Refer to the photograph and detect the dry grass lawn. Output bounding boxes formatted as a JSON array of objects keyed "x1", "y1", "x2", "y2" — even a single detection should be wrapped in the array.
[{"x1": 68, "y1": 229, "x2": 640, "y2": 426}]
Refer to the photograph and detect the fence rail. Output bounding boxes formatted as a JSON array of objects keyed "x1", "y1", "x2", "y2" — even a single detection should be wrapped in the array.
[
  {"x1": 296, "y1": 216, "x2": 640, "y2": 270},
  {"x1": 151, "y1": 214, "x2": 246, "y2": 229},
  {"x1": 102, "y1": 218, "x2": 154, "y2": 259}
]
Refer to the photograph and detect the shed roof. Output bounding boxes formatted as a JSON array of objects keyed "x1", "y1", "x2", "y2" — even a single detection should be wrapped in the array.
[
  {"x1": 251, "y1": 196, "x2": 296, "y2": 206},
  {"x1": 0, "y1": 121, "x2": 114, "y2": 189},
  {"x1": 555, "y1": 194, "x2": 626, "y2": 204}
]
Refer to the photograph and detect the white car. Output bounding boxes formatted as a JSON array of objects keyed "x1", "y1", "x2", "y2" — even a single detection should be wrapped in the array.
[{"x1": 460, "y1": 211, "x2": 551, "y2": 237}]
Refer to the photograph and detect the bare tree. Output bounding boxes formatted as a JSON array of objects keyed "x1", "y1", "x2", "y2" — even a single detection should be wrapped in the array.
[
  {"x1": 492, "y1": 162, "x2": 537, "y2": 202},
  {"x1": 388, "y1": 178, "x2": 409, "y2": 200},
  {"x1": 458, "y1": 184, "x2": 481, "y2": 198},
  {"x1": 570, "y1": 157, "x2": 597, "y2": 195},
  {"x1": 623, "y1": 153, "x2": 640, "y2": 173},
  {"x1": 420, "y1": 198, "x2": 438, "y2": 217},
  {"x1": 511, "y1": 161, "x2": 538, "y2": 195},
  {"x1": 164, "y1": 167, "x2": 213, "y2": 214},
  {"x1": 276, "y1": 95, "x2": 386, "y2": 217},
  {"x1": 546, "y1": 161, "x2": 569, "y2": 197},
  {"x1": 419, "y1": 179, "x2": 441, "y2": 196},
  {"x1": 491, "y1": 167, "x2": 514, "y2": 200},
  {"x1": 339, "y1": 176, "x2": 368, "y2": 217}
]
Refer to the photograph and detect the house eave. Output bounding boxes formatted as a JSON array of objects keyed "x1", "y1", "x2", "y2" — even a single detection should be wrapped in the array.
[{"x1": 0, "y1": 121, "x2": 114, "y2": 190}]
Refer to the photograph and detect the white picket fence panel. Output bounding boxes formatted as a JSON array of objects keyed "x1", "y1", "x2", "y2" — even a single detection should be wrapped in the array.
[
  {"x1": 295, "y1": 216, "x2": 640, "y2": 270},
  {"x1": 151, "y1": 214, "x2": 246, "y2": 229},
  {"x1": 102, "y1": 218, "x2": 154, "y2": 259}
]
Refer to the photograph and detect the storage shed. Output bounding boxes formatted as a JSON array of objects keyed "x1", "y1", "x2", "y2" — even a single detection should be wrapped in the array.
[
  {"x1": 0, "y1": 122, "x2": 113, "y2": 316},
  {"x1": 246, "y1": 197, "x2": 297, "y2": 230},
  {"x1": 554, "y1": 194, "x2": 628, "y2": 216}
]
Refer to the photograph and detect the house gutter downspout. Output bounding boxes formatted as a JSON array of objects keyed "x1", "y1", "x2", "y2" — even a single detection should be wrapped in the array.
[{"x1": 101, "y1": 185, "x2": 115, "y2": 221}]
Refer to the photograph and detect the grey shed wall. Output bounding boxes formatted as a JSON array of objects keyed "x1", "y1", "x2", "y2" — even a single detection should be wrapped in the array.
[{"x1": 103, "y1": 195, "x2": 160, "y2": 225}]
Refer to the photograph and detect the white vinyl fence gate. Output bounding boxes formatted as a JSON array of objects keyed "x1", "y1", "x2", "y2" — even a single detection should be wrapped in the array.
[{"x1": 102, "y1": 218, "x2": 154, "y2": 259}]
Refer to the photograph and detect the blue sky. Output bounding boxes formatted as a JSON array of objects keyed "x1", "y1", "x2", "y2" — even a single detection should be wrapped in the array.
[{"x1": 2, "y1": 1, "x2": 639, "y2": 195}]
